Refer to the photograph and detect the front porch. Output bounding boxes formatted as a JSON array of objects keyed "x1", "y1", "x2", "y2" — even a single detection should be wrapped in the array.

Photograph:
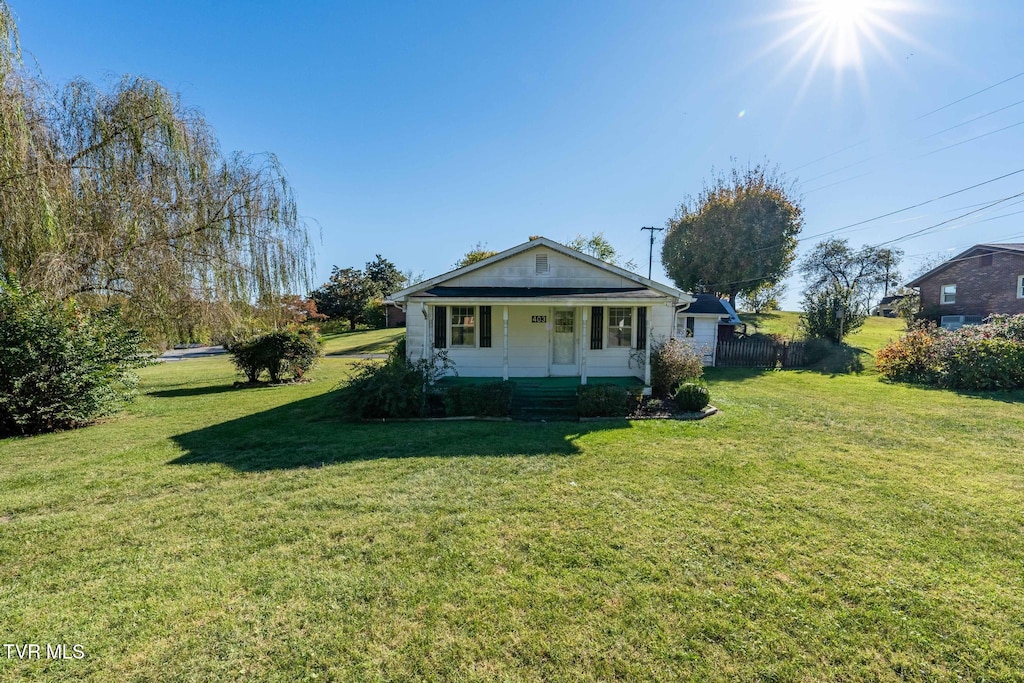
[{"x1": 436, "y1": 376, "x2": 643, "y2": 421}]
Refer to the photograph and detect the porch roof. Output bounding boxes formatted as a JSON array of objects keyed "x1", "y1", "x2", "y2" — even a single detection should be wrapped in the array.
[{"x1": 409, "y1": 286, "x2": 669, "y2": 302}]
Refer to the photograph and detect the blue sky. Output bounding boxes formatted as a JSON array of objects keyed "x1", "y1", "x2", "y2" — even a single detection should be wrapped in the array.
[{"x1": 13, "y1": 1, "x2": 1024, "y2": 308}]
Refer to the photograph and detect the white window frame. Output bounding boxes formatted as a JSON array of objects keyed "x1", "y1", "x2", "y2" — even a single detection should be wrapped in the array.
[
  {"x1": 675, "y1": 312, "x2": 696, "y2": 338},
  {"x1": 1018, "y1": 275, "x2": 1024, "y2": 299},
  {"x1": 450, "y1": 306, "x2": 476, "y2": 347},
  {"x1": 607, "y1": 306, "x2": 633, "y2": 348},
  {"x1": 940, "y1": 284, "x2": 956, "y2": 305}
]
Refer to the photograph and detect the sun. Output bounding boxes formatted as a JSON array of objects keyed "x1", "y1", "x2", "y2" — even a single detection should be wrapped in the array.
[
  {"x1": 762, "y1": 0, "x2": 922, "y2": 75},
  {"x1": 809, "y1": 0, "x2": 875, "y2": 67}
]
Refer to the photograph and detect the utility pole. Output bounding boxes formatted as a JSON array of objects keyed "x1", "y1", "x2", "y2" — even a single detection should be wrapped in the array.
[{"x1": 640, "y1": 226, "x2": 663, "y2": 279}]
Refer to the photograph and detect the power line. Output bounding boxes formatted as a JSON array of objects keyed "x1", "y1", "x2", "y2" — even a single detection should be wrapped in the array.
[
  {"x1": 920, "y1": 98, "x2": 1024, "y2": 140},
  {"x1": 787, "y1": 71, "x2": 1024, "y2": 181},
  {"x1": 874, "y1": 191, "x2": 1024, "y2": 247},
  {"x1": 797, "y1": 167, "x2": 1024, "y2": 244},
  {"x1": 920, "y1": 119, "x2": 1024, "y2": 157},
  {"x1": 916, "y1": 69, "x2": 1024, "y2": 120}
]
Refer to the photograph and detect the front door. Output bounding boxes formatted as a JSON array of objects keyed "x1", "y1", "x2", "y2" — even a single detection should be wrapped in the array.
[{"x1": 550, "y1": 307, "x2": 578, "y2": 375}]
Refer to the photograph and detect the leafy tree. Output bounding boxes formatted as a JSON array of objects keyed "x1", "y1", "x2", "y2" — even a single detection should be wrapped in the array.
[
  {"x1": 0, "y1": 3, "x2": 312, "y2": 340},
  {"x1": 364, "y1": 254, "x2": 406, "y2": 298},
  {"x1": 567, "y1": 232, "x2": 638, "y2": 270},
  {"x1": 798, "y1": 238, "x2": 903, "y2": 315},
  {"x1": 739, "y1": 282, "x2": 786, "y2": 314},
  {"x1": 454, "y1": 242, "x2": 499, "y2": 269},
  {"x1": 310, "y1": 267, "x2": 373, "y2": 331},
  {"x1": 661, "y1": 163, "x2": 803, "y2": 306}
]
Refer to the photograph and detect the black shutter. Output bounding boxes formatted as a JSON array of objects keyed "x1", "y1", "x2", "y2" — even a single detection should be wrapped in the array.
[
  {"x1": 590, "y1": 306, "x2": 603, "y2": 350},
  {"x1": 479, "y1": 306, "x2": 492, "y2": 347},
  {"x1": 636, "y1": 306, "x2": 647, "y2": 350},
  {"x1": 433, "y1": 306, "x2": 446, "y2": 348}
]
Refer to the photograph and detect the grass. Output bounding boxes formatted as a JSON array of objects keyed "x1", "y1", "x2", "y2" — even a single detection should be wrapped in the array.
[
  {"x1": 320, "y1": 327, "x2": 404, "y2": 356},
  {"x1": 3, "y1": 320, "x2": 1024, "y2": 680}
]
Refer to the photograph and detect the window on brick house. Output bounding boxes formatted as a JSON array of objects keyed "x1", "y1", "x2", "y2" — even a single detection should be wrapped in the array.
[
  {"x1": 1018, "y1": 275, "x2": 1024, "y2": 299},
  {"x1": 941, "y1": 284, "x2": 956, "y2": 305}
]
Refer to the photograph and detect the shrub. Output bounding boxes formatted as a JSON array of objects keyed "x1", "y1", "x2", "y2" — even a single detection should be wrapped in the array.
[
  {"x1": 875, "y1": 315, "x2": 1024, "y2": 391},
  {"x1": 334, "y1": 345, "x2": 454, "y2": 420},
  {"x1": 674, "y1": 382, "x2": 710, "y2": 412},
  {"x1": 876, "y1": 325, "x2": 940, "y2": 384},
  {"x1": 227, "y1": 327, "x2": 322, "y2": 383},
  {"x1": 335, "y1": 359, "x2": 430, "y2": 420},
  {"x1": 443, "y1": 382, "x2": 514, "y2": 417},
  {"x1": 578, "y1": 384, "x2": 632, "y2": 417},
  {"x1": 0, "y1": 279, "x2": 150, "y2": 436},
  {"x1": 650, "y1": 338, "x2": 704, "y2": 398},
  {"x1": 938, "y1": 337, "x2": 1024, "y2": 391},
  {"x1": 800, "y1": 285, "x2": 865, "y2": 342}
]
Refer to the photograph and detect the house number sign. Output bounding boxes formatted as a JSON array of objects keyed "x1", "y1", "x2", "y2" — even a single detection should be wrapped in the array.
[{"x1": 531, "y1": 315, "x2": 547, "y2": 323}]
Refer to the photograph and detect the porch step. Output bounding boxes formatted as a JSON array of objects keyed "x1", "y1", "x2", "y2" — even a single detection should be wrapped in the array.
[{"x1": 511, "y1": 382, "x2": 578, "y2": 421}]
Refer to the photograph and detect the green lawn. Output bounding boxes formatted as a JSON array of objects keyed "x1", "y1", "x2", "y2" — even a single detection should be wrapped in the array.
[{"x1": 3, "y1": 322, "x2": 1024, "y2": 681}]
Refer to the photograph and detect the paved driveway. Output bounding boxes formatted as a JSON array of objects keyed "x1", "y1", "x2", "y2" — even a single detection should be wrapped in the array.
[{"x1": 158, "y1": 345, "x2": 227, "y2": 361}]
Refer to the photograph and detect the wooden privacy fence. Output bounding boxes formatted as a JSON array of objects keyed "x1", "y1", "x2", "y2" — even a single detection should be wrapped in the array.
[{"x1": 716, "y1": 339, "x2": 806, "y2": 368}]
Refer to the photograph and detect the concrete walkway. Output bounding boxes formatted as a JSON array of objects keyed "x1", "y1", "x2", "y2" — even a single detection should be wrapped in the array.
[{"x1": 158, "y1": 345, "x2": 227, "y2": 362}]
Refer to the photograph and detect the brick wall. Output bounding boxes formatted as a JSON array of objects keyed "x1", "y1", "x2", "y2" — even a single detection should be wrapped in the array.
[{"x1": 917, "y1": 250, "x2": 1024, "y2": 316}]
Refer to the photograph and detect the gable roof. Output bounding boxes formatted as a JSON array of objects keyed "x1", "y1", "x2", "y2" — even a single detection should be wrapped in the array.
[
  {"x1": 906, "y1": 243, "x2": 1024, "y2": 287},
  {"x1": 388, "y1": 236, "x2": 692, "y2": 302}
]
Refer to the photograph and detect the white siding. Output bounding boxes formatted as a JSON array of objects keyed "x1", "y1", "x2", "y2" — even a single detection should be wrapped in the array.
[
  {"x1": 408, "y1": 303, "x2": 683, "y2": 378},
  {"x1": 445, "y1": 248, "x2": 640, "y2": 289},
  {"x1": 674, "y1": 311, "x2": 720, "y2": 366}
]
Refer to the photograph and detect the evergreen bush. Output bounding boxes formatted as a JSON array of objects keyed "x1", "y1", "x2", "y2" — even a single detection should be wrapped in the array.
[{"x1": 0, "y1": 279, "x2": 150, "y2": 435}]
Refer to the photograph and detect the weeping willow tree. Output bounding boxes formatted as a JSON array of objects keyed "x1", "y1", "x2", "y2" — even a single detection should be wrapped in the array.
[{"x1": 0, "y1": 2, "x2": 313, "y2": 340}]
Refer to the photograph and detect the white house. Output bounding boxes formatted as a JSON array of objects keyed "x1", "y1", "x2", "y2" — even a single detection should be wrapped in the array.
[{"x1": 387, "y1": 237, "x2": 738, "y2": 391}]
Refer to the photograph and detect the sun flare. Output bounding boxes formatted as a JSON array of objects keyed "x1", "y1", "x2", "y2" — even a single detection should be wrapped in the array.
[{"x1": 764, "y1": 0, "x2": 923, "y2": 77}]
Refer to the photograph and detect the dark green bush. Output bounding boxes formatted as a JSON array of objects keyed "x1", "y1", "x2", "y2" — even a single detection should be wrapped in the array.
[
  {"x1": 800, "y1": 285, "x2": 865, "y2": 342},
  {"x1": 940, "y1": 337, "x2": 1024, "y2": 391},
  {"x1": 227, "y1": 327, "x2": 322, "y2": 383},
  {"x1": 577, "y1": 384, "x2": 631, "y2": 417},
  {"x1": 334, "y1": 344, "x2": 454, "y2": 420},
  {"x1": 443, "y1": 382, "x2": 514, "y2": 417},
  {"x1": 0, "y1": 279, "x2": 150, "y2": 435},
  {"x1": 674, "y1": 382, "x2": 710, "y2": 412},
  {"x1": 650, "y1": 338, "x2": 704, "y2": 398},
  {"x1": 335, "y1": 359, "x2": 430, "y2": 420}
]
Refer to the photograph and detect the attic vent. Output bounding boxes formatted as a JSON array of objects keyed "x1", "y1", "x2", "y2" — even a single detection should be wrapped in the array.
[
  {"x1": 980, "y1": 252, "x2": 993, "y2": 267},
  {"x1": 535, "y1": 253, "x2": 549, "y2": 274}
]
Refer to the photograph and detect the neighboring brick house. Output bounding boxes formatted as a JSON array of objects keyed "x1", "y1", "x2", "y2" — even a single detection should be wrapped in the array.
[{"x1": 907, "y1": 244, "x2": 1024, "y2": 321}]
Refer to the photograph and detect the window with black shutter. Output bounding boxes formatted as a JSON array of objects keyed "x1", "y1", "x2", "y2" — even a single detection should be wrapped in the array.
[
  {"x1": 636, "y1": 307, "x2": 647, "y2": 350},
  {"x1": 480, "y1": 306, "x2": 492, "y2": 347},
  {"x1": 590, "y1": 306, "x2": 603, "y2": 349},
  {"x1": 433, "y1": 306, "x2": 446, "y2": 348}
]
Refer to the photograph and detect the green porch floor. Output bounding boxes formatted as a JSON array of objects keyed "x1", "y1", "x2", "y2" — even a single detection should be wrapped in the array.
[{"x1": 435, "y1": 376, "x2": 643, "y2": 388}]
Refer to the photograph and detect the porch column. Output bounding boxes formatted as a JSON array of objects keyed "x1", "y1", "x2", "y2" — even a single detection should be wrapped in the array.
[
  {"x1": 643, "y1": 305, "x2": 652, "y2": 388},
  {"x1": 580, "y1": 306, "x2": 588, "y2": 385},
  {"x1": 502, "y1": 306, "x2": 509, "y2": 381},
  {"x1": 421, "y1": 303, "x2": 429, "y2": 361}
]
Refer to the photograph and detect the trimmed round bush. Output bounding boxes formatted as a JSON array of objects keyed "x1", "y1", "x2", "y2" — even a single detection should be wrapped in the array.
[
  {"x1": 674, "y1": 382, "x2": 710, "y2": 412},
  {"x1": 227, "y1": 327, "x2": 322, "y2": 383}
]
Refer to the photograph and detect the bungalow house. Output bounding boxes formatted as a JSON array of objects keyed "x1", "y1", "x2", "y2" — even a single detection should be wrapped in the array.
[
  {"x1": 907, "y1": 243, "x2": 1024, "y2": 328},
  {"x1": 387, "y1": 237, "x2": 738, "y2": 392}
]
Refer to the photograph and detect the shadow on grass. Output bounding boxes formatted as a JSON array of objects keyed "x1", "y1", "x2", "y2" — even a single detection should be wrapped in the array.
[
  {"x1": 324, "y1": 341, "x2": 393, "y2": 356},
  {"x1": 168, "y1": 391, "x2": 630, "y2": 471},
  {"x1": 801, "y1": 344, "x2": 867, "y2": 376},
  {"x1": 883, "y1": 380, "x2": 1024, "y2": 405},
  {"x1": 150, "y1": 384, "x2": 242, "y2": 398}
]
